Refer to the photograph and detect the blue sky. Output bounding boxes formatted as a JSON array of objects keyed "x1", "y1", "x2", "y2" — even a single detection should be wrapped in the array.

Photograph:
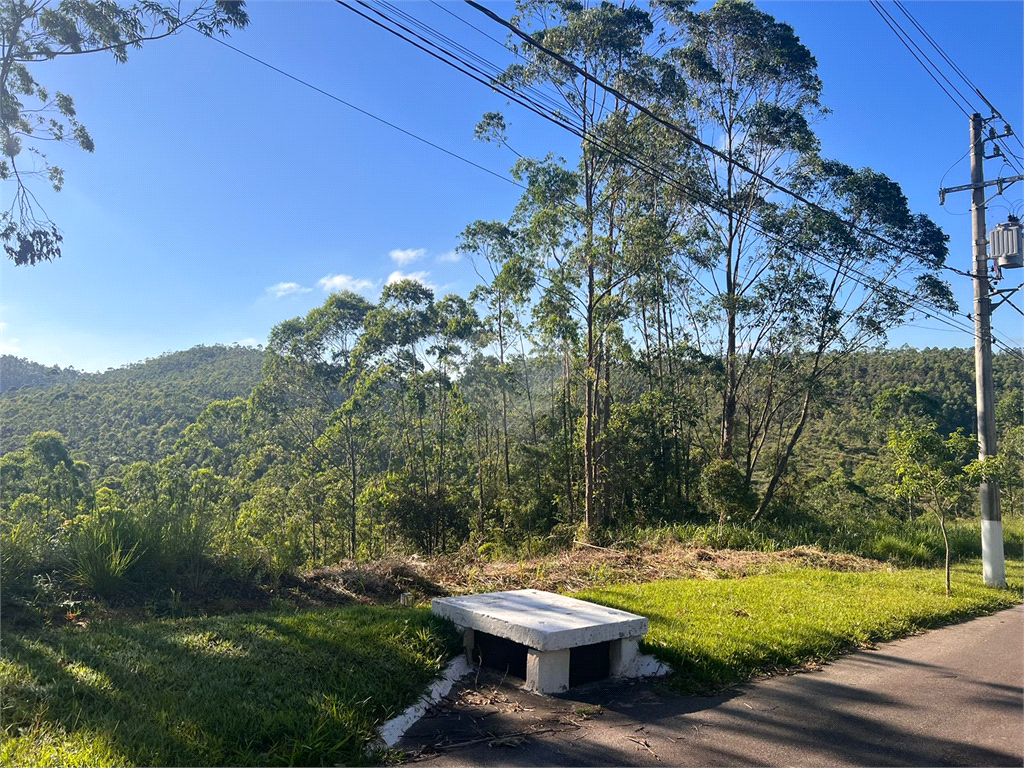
[{"x1": 1, "y1": 0, "x2": 1021, "y2": 372}]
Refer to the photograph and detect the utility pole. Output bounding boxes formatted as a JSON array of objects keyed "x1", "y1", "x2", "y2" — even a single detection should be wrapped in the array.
[
  {"x1": 968, "y1": 112, "x2": 1005, "y2": 588},
  {"x1": 942, "y1": 114, "x2": 1021, "y2": 588}
]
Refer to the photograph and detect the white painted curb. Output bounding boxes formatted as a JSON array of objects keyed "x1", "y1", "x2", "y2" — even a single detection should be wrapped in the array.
[
  {"x1": 626, "y1": 653, "x2": 672, "y2": 678},
  {"x1": 371, "y1": 651, "x2": 669, "y2": 752},
  {"x1": 375, "y1": 655, "x2": 473, "y2": 749}
]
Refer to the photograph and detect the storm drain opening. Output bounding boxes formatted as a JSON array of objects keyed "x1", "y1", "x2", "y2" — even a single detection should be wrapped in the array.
[
  {"x1": 569, "y1": 640, "x2": 611, "y2": 686},
  {"x1": 472, "y1": 631, "x2": 528, "y2": 680}
]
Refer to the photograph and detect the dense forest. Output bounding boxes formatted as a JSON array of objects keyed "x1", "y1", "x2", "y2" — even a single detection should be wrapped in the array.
[
  {"x1": 0, "y1": 357, "x2": 87, "y2": 395},
  {"x1": 0, "y1": 345, "x2": 263, "y2": 477},
  {"x1": 2, "y1": 0, "x2": 1021, "y2": 608}
]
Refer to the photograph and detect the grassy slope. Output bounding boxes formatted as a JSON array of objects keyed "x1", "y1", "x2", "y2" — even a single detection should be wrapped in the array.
[
  {"x1": 579, "y1": 560, "x2": 1023, "y2": 693},
  {"x1": 1, "y1": 607, "x2": 460, "y2": 767},
  {"x1": 2, "y1": 560, "x2": 1021, "y2": 767}
]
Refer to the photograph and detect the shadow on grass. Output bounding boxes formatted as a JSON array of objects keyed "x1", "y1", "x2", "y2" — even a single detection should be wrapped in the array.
[
  {"x1": 400, "y1": 609, "x2": 1022, "y2": 767},
  {"x1": 2, "y1": 607, "x2": 460, "y2": 767}
]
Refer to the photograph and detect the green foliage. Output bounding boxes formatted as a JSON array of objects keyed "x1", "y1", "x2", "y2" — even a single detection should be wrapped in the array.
[
  {"x1": 699, "y1": 459, "x2": 758, "y2": 529},
  {"x1": 0, "y1": 521, "x2": 42, "y2": 602},
  {"x1": 1, "y1": 345, "x2": 263, "y2": 478},
  {"x1": 1, "y1": 0, "x2": 1021, "y2": 596},
  {"x1": 887, "y1": 421, "x2": 982, "y2": 594},
  {"x1": 0, "y1": 356, "x2": 85, "y2": 394},
  {"x1": 66, "y1": 516, "x2": 141, "y2": 601}
]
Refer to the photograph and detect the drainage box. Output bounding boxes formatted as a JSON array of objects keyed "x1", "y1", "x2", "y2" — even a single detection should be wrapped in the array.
[{"x1": 431, "y1": 589, "x2": 649, "y2": 694}]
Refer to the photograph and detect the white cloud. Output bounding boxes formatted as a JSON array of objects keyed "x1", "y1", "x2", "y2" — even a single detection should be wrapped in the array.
[
  {"x1": 235, "y1": 338, "x2": 261, "y2": 347},
  {"x1": 318, "y1": 274, "x2": 377, "y2": 295},
  {"x1": 437, "y1": 250, "x2": 461, "y2": 263},
  {"x1": 386, "y1": 270, "x2": 436, "y2": 290},
  {"x1": 266, "y1": 282, "x2": 311, "y2": 298},
  {"x1": 389, "y1": 248, "x2": 426, "y2": 265}
]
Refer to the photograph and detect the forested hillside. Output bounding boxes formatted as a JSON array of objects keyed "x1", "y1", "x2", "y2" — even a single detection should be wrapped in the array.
[
  {"x1": 2, "y1": 1, "x2": 1021, "y2": 612},
  {"x1": 0, "y1": 345, "x2": 263, "y2": 476},
  {"x1": 0, "y1": 357, "x2": 86, "y2": 395}
]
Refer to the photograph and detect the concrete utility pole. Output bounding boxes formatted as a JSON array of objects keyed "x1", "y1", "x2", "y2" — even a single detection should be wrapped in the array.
[{"x1": 968, "y1": 112, "x2": 1006, "y2": 589}]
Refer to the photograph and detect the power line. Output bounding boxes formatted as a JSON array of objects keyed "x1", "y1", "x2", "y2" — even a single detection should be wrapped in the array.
[
  {"x1": 453, "y1": 2, "x2": 1013, "y2": 339},
  {"x1": 875, "y1": 1, "x2": 1023, "y2": 175},
  {"x1": 464, "y1": 0, "x2": 975, "y2": 273},
  {"x1": 893, "y1": 0, "x2": 1024, "y2": 160},
  {"x1": 335, "y1": 2, "x2": 588, "y2": 146},
  {"x1": 191, "y1": 26, "x2": 525, "y2": 192},
  {"x1": 378, "y1": 0, "x2": 572, "y2": 120},
  {"x1": 869, "y1": 1, "x2": 972, "y2": 117},
  {"x1": 341, "y1": 1, "x2": 1022, "y2": 361}
]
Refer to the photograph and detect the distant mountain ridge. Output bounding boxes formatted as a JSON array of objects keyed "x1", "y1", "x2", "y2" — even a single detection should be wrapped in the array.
[
  {"x1": 0, "y1": 345, "x2": 264, "y2": 477},
  {"x1": 0, "y1": 356, "x2": 88, "y2": 395}
]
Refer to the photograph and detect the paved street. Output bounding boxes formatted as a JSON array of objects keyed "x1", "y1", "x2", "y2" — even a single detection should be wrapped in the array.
[{"x1": 398, "y1": 605, "x2": 1023, "y2": 766}]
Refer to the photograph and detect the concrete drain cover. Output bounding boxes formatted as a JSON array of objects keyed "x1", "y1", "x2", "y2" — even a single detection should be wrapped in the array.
[{"x1": 432, "y1": 589, "x2": 650, "y2": 694}]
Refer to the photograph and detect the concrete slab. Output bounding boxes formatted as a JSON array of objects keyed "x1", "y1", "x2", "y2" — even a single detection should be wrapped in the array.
[
  {"x1": 399, "y1": 606, "x2": 1024, "y2": 766},
  {"x1": 431, "y1": 589, "x2": 648, "y2": 652}
]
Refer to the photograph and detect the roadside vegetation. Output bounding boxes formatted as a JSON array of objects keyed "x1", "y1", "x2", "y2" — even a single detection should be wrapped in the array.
[
  {"x1": 1, "y1": 608, "x2": 460, "y2": 767},
  {"x1": 3, "y1": 555, "x2": 1019, "y2": 768},
  {"x1": 581, "y1": 560, "x2": 1023, "y2": 694},
  {"x1": 2, "y1": 0, "x2": 1023, "y2": 765}
]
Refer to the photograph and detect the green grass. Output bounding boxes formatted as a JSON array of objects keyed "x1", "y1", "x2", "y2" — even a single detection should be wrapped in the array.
[
  {"x1": 1, "y1": 607, "x2": 460, "y2": 767},
  {"x1": 4, "y1": 560, "x2": 1021, "y2": 767},
  {"x1": 627, "y1": 516, "x2": 1024, "y2": 568},
  {"x1": 578, "y1": 559, "x2": 1023, "y2": 693}
]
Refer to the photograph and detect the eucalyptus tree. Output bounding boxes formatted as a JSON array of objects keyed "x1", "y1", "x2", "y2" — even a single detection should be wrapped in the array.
[
  {"x1": 653, "y1": 0, "x2": 952, "y2": 525},
  {"x1": 1, "y1": 0, "x2": 248, "y2": 265},
  {"x1": 660, "y1": 0, "x2": 827, "y2": 465},
  {"x1": 460, "y1": 219, "x2": 540, "y2": 501},
  {"x1": 353, "y1": 280, "x2": 480, "y2": 553},
  {"x1": 358, "y1": 279, "x2": 438, "y2": 496},
  {"x1": 741, "y1": 158, "x2": 951, "y2": 520},
  {"x1": 487, "y1": 0, "x2": 673, "y2": 529},
  {"x1": 252, "y1": 290, "x2": 373, "y2": 562}
]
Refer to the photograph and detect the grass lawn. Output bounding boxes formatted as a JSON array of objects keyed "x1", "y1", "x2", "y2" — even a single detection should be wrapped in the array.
[
  {"x1": 2, "y1": 560, "x2": 1020, "y2": 767},
  {"x1": 1, "y1": 607, "x2": 460, "y2": 767},
  {"x1": 578, "y1": 559, "x2": 1023, "y2": 693}
]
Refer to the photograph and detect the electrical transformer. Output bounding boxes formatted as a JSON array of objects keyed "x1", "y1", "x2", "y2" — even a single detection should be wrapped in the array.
[{"x1": 990, "y1": 218, "x2": 1023, "y2": 269}]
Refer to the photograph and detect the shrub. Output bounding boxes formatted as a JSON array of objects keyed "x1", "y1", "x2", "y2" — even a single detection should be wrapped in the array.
[
  {"x1": 0, "y1": 522, "x2": 43, "y2": 603},
  {"x1": 700, "y1": 460, "x2": 758, "y2": 530}
]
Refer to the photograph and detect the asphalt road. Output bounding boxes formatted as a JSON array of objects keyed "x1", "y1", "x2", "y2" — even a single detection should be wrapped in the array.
[{"x1": 397, "y1": 605, "x2": 1024, "y2": 766}]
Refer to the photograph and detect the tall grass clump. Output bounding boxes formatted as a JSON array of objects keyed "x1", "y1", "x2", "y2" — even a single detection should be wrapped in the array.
[
  {"x1": 0, "y1": 522, "x2": 44, "y2": 604},
  {"x1": 66, "y1": 520, "x2": 141, "y2": 601}
]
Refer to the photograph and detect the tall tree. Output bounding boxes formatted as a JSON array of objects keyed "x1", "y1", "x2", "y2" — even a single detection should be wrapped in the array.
[
  {"x1": 490, "y1": 0, "x2": 665, "y2": 529},
  {"x1": 658, "y1": 0, "x2": 951, "y2": 521},
  {"x1": 662, "y1": 0, "x2": 826, "y2": 463}
]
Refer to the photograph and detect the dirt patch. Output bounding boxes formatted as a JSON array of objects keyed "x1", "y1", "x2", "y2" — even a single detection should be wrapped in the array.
[
  {"x1": 284, "y1": 558, "x2": 449, "y2": 607},
  {"x1": 10, "y1": 544, "x2": 884, "y2": 624},
  {"x1": 419, "y1": 542, "x2": 883, "y2": 598},
  {"x1": 290, "y1": 543, "x2": 884, "y2": 607}
]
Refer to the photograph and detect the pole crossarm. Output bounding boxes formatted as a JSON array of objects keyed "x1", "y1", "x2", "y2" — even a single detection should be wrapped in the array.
[
  {"x1": 990, "y1": 283, "x2": 1023, "y2": 312},
  {"x1": 940, "y1": 174, "x2": 1024, "y2": 198}
]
